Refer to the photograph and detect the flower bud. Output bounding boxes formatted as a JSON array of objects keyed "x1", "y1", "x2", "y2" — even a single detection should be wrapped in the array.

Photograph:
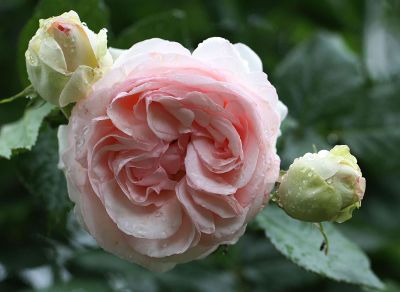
[
  {"x1": 277, "y1": 145, "x2": 365, "y2": 223},
  {"x1": 25, "y1": 10, "x2": 112, "y2": 107}
]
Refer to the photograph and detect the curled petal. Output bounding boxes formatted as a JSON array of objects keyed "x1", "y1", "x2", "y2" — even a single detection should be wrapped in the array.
[
  {"x1": 128, "y1": 212, "x2": 199, "y2": 258},
  {"x1": 102, "y1": 183, "x2": 182, "y2": 239},
  {"x1": 185, "y1": 143, "x2": 237, "y2": 195},
  {"x1": 233, "y1": 43, "x2": 263, "y2": 72},
  {"x1": 176, "y1": 180, "x2": 215, "y2": 234}
]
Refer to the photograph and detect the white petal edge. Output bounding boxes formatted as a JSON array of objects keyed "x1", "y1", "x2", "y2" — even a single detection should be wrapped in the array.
[{"x1": 233, "y1": 43, "x2": 263, "y2": 72}]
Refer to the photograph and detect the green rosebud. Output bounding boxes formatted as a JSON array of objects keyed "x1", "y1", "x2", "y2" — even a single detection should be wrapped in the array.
[
  {"x1": 25, "y1": 10, "x2": 112, "y2": 107},
  {"x1": 277, "y1": 145, "x2": 365, "y2": 223}
]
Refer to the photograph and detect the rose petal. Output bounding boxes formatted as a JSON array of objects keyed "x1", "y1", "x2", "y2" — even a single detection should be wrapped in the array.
[
  {"x1": 193, "y1": 37, "x2": 249, "y2": 73},
  {"x1": 146, "y1": 100, "x2": 180, "y2": 142},
  {"x1": 233, "y1": 43, "x2": 263, "y2": 72},
  {"x1": 190, "y1": 191, "x2": 243, "y2": 220},
  {"x1": 221, "y1": 133, "x2": 259, "y2": 189},
  {"x1": 76, "y1": 184, "x2": 176, "y2": 272},
  {"x1": 102, "y1": 183, "x2": 182, "y2": 239},
  {"x1": 114, "y1": 38, "x2": 191, "y2": 68},
  {"x1": 176, "y1": 180, "x2": 215, "y2": 234},
  {"x1": 128, "y1": 212, "x2": 199, "y2": 258},
  {"x1": 185, "y1": 143, "x2": 237, "y2": 195},
  {"x1": 192, "y1": 136, "x2": 238, "y2": 173}
]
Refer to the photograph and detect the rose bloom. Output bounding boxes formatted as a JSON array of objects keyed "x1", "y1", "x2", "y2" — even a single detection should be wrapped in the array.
[{"x1": 58, "y1": 37, "x2": 286, "y2": 271}]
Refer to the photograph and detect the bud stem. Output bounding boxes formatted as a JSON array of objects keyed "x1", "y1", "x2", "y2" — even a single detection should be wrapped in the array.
[
  {"x1": 314, "y1": 223, "x2": 330, "y2": 255},
  {"x1": 1, "y1": 85, "x2": 36, "y2": 104}
]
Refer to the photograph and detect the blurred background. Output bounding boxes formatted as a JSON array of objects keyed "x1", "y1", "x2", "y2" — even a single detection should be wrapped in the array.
[{"x1": 0, "y1": 0, "x2": 399, "y2": 291}]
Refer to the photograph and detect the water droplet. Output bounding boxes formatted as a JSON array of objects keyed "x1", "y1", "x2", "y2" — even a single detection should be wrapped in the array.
[{"x1": 134, "y1": 226, "x2": 145, "y2": 237}]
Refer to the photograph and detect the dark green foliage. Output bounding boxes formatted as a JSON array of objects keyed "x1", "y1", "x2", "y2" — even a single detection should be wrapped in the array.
[{"x1": 0, "y1": 0, "x2": 399, "y2": 291}]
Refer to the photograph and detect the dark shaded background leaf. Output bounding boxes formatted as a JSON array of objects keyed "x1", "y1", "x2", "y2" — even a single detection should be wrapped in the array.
[
  {"x1": 114, "y1": 9, "x2": 191, "y2": 49},
  {"x1": 275, "y1": 32, "x2": 365, "y2": 167},
  {"x1": 1, "y1": 0, "x2": 399, "y2": 291},
  {"x1": 16, "y1": 124, "x2": 72, "y2": 225},
  {"x1": 364, "y1": 0, "x2": 400, "y2": 81}
]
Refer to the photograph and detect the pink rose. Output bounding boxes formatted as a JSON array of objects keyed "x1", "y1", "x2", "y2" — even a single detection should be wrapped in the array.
[{"x1": 58, "y1": 37, "x2": 286, "y2": 271}]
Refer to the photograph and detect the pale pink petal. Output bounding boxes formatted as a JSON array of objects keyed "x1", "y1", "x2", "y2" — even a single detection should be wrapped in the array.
[
  {"x1": 160, "y1": 142, "x2": 183, "y2": 175},
  {"x1": 146, "y1": 100, "x2": 180, "y2": 142},
  {"x1": 107, "y1": 93, "x2": 160, "y2": 148},
  {"x1": 134, "y1": 167, "x2": 176, "y2": 192},
  {"x1": 210, "y1": 118, "x2": 243, "y2": 158},
  {"x1": 221, "y1": 133, "x2": 259, "y2": 189},
  {"x1": 189, "y1": 187, "x2": 243, "y2": 219},
  {"x1": 128, "y1": 212, "x2": 199, "y2": 258},
  {"x1": 152, "y1": 96, "x2": 195, "y2": 129},
  {"x1": 233, "y1": 43, "x2": 263, "y2": 72},
  {"x1": 114, "y1": 38, "x2": 191, "y2": 68},
  {"x1": 158, "y1": 241, "x2": 219, "y2": 264},
  {"x1": 76, "y1": 185, "x2": 177, "y2": 272},
  {"x1": 202, "y1": 213, "x2": 247, "y2": 246},
  {"x1": 192, "y1": 37, "x2": 248, "y2": 73},
  {"x1": 185, "y1": 143, "x2": 237, "y2": 195},
  {"x1": 176, "y1": 180, "x2": 215, "y2": 234},
  {"x1": 192, "y1": 136, "x2": 239, "y2": 173},
  {"x1": 102, "y1": 182, "x2": 182, "y2": 239},
  {"x1": 235, "y1": 152, "x2": 279, "y2": 208}
]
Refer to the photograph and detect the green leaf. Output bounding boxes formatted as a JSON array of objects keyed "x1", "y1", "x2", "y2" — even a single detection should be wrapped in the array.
[
  {"x1": 0, "y1": 102, "x2": 54, "y2": 159},
  {"x1": 15, "y1": 125, "x2": 71, "y2": 223},
  {"x1": 18, "y1": 0, "x2": 110, "y2": 85},
  {"x1": 364, "y1": 0, "x2": 400, "y2": 81},
  {"x1": 113, "y1": 9, "x2": 190, "y2": 49},
  {"x1": 255, "y1": 205, "x2": 384, "y2": 289},
  {"x1": 364, "y1": 280, "x2": 400, "y2": 292}
]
